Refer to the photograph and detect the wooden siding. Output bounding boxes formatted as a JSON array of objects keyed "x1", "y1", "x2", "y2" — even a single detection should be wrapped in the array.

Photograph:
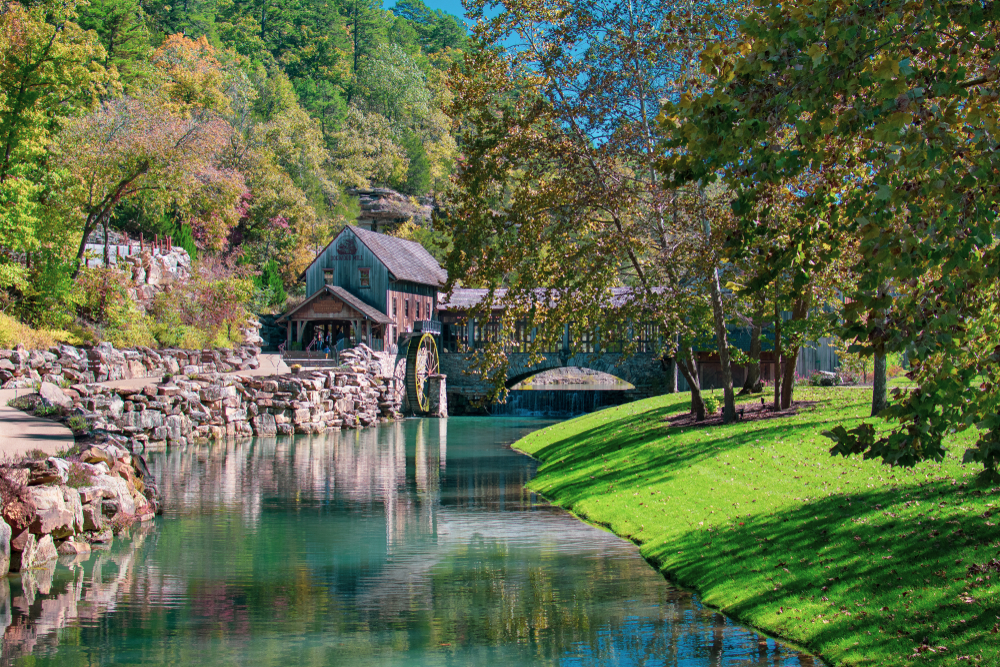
[
  {"x1": 387, "y1": 290, "x2": 436, "y2": 335},
  {"x1": 304, "y1": 228, "x2": 443, "y2": 323},
  {"x1": 304, "y1": 228, "x2": 390, "y2": 313}
]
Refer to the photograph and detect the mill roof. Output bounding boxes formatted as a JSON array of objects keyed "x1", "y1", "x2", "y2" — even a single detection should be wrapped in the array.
[{"x1": 301, "y1": 225, "x2": 447, "y2": 287}]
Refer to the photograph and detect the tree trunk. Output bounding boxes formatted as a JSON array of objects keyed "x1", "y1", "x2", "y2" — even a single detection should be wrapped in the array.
[
  {"x1": 103, "y1": 219, "x2": 110, "y2": 268},
  {"x1": 739, "y1": 315, "x2": 763, "y2": 395},
  {"x1": 872, "y1": 352, "x2": 887, "y2": 415},
  {"x1": 708, "y1": 265, "x2": 737, "y2": 423},
  {"x1": 677, "y1": 342, "x2": 705, "y2": 420},
  {"x1": 780, "y1": 293, "x2": 811, "y2": 410},
  {"x1": 871, "y1": 281, "x2": 889, "y2": 416},
  {"x1": 773, "y1": 299, "x2": 782, "y2": 410}
]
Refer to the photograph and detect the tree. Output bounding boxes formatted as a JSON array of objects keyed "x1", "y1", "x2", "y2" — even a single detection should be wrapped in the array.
[
  {"x1": 442, "y1": 0, "x2": 745, "y2": 418},
  {"x1": 661, "y1": 0, "x2": 1000, "y2": 475}
]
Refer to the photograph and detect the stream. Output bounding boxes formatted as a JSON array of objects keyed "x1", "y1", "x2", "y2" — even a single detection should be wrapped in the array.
[{"x1": 2, "y1": 417, "x2": 816, "y2": 666}]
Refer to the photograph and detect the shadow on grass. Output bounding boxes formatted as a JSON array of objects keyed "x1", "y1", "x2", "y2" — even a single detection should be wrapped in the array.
[
  {"x1": 641, "y1": 481, "x2": 998, "y2": 666},
  {"x1": 529, "y1": 402, "x2": 843, "y2": 508}
]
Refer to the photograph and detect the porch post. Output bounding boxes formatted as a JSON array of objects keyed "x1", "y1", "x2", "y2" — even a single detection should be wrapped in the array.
[{"x1": 286, "y1": 320, "x2": 291, "y2": 348}]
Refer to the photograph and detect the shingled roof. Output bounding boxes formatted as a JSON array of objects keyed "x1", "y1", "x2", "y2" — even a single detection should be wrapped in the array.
[
  {"x1": 277, "y1": 285, "x2": 392, "y2": 324},
  {"x1": 349, "y1": 226, "x2": 447, "y2": 287}
]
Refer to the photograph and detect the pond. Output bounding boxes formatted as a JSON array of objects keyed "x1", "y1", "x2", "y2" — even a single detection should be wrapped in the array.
[{"x1": 3, "y1": 418, "x2": 816, "y2": 666}]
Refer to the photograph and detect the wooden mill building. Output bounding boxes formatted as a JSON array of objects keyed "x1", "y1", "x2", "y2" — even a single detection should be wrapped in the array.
[{"x1": 278, "y1": 226, "x2": 447, "y2": 353}]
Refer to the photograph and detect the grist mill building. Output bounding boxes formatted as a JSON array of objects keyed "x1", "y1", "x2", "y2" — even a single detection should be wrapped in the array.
[{"x1": 278, "y1": 226, "x2": 447, "y2": 353}]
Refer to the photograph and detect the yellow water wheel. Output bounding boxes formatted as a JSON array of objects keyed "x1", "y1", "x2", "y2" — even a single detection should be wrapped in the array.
[{"x1": 405, "y1": 333, "x2": 439, "y2": 414}]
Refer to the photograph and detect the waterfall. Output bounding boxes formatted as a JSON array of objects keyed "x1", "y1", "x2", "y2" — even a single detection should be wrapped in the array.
[{"x1": 491, "y1": 389, "x2": 630, "y2": 417}]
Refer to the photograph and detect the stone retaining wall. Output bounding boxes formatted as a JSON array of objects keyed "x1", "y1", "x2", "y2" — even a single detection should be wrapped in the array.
[
  {"x1": 65, "y1": 347, "x2": 402, "y2": 448},
  {"x1": 0, "y1": 436, "x2": 159, "y2": 577},
  {"x1": 0, "y1": 342, "x2": 261, "y2": 389}
]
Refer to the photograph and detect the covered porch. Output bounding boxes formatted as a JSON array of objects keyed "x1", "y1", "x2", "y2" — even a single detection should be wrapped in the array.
[{"x1": 277, "y1": 285, "x2": 394, "y2": 353}]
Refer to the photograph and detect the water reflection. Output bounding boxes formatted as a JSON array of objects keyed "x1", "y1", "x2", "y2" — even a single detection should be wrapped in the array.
[{"x1": 7, "y1": 418, "x2": 817, "y2": 666}]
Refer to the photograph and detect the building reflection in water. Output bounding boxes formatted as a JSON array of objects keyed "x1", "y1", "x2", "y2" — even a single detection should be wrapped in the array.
[{"x1": 3, "y1": 418, "x2": 818, "y2": 667}]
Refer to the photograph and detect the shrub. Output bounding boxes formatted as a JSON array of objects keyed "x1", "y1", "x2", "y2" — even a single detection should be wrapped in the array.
[
  {"x1": 150, "y1": 257, "x2": 255, "y2": 348},
  {"x1": 703, "y1": 395, "x2": 720, "y2": 415},
  {"x1": 74, "y1": 267, "x2": 154, "y2": 347},
  {"x1": 67, "y1": 415, "x2": 90, "y2": 433},
  {"x1": 0, "y1": 312, "x2": 81, "y2": 349},
  {"x1": 24, "y1": 448, "x2": 48, "y2": 461},
  {"x1": 66, "y1": 462, "x2": 95, "y2": 488}
]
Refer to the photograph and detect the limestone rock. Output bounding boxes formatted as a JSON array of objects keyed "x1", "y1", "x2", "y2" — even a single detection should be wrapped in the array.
[
  {"x1": 82, "y1": 503, "x2": 105, "y2": 531},
  {"x1": 38, "y1": 381, "x2": 72, "y2": 409},
  {"x1": 34, "y1": 535, "x2": 57, "y2": 565},
  {"x1": 62, "y1": 487, "x2": 84, "y2": 534},
  {"x1": 90, "y1": 475, "x2": 135, "y2": 515},
  {"x1": 0, "y1": 517, "x2": 10, "y2": 577},
  {"x1": 10, "y1": 530, "x2": 36, "y2": 572},
  {"x1": 57, "y1": 538, "x2": 91, "y2": 556}
]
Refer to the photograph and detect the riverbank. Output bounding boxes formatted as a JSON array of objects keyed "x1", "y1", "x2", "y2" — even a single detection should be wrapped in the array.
[{"x1": 512, "y1": 388, "x2": 999, "y2": 666}]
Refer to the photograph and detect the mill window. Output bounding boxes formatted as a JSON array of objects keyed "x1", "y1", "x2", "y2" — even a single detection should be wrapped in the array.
[
  {"x1": 359, "y1": 268, "x2": 371, "y2": 288},
  {"x1": 323, "y1": 269, "x2": 334, "y2": 286}
]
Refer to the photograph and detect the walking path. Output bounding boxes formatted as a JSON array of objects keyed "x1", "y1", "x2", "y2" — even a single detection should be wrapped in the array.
[
  {"x1": 0, "y1": 354, "x2": 290, "y2": 460},
  {"x1": 0, "y1": 388, "x2": 75, "y2": 460}
]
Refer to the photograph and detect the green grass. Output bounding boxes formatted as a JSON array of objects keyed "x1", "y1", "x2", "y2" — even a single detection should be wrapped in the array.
[{"x1": 513, "y1": 388, "x2": 1000, "y2": 666}]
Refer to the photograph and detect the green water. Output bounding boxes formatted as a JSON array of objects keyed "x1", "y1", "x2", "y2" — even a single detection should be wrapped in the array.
[{"x1": 4, "y1": 417, "x2": 816, "y2": 666}]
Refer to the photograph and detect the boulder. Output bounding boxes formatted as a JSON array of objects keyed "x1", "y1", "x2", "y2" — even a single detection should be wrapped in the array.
[
  {"x1": 89, "y1": 475, "x2": 135, "y2": 515},
  {"x1": 62, "y1": 487, "x2": 84, "y2": 533},
  {"x1": 0, "y1": 517, "x2": 10, "y2": 577},
  {"x1": 252, "y1": 413, "x2": 277, "y2": 437},
  {"x1": 27, "y1": 458, "x2": 68, "y2": 486},
  {"x1": 38, "y1": 381, "x2": 72, "y2": 409},
  {"x1": 57, "y1": 538, "x2": 91, "y2": 556},
  {"x1": 81, "y1": 446, "x2": 113, "y2": 466},
  {"x1": 34, "y1": 535, "x2": 57, "y2": 565},
  {"x1": 10, "y1": 530, "x2": 36, "y2": 572},
  {"x1": 82, "y1": 503, "x2": 104, "y2": 531}
]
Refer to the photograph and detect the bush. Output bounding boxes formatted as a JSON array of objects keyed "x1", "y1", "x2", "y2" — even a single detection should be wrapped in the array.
[
  {"x1": 66, "y1": 462, "x2": 95, "y2": 488},
  {"x1": 75, "y1": 267, "x2": 154, "y2": 347},
  {"x1": 150, "y1": 257, "x2": 255, "y2": 348},
  {"x1": 67, "y1": 415, "x2": 90, "y2": 433},
  {"x1": 703, "y1": 394, "x2": 720, "y2": 415},
  {"x1": 0, "y1": 312, "x2": 82, "y2": 349}
]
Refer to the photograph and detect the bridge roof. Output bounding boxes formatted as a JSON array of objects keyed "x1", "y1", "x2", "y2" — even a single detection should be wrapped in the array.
[{"x1": 440, "y1": 286, "x2": 662, "y2": 311}]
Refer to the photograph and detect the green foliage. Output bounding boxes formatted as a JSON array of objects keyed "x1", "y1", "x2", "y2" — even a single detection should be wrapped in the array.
[
  {"x1": 0, "y1": 0, "x2": 465, "y2": 333},
  {"x1": 516, "y1": 389, "x2": 999, "y2": 666},
  {"x1": 702, "y1": 393, "x2": 720, "y2": 415},
  {"x1": 75, "y1": 267, "x2": 154, "y2": 347},
  {"x1": 252, "y1": 258, "x2": 287, "y2": 309},
  {"x1": 66, "y1": 415, "x2": 90, "y2": 433},
  {"x1": 662, "y1": 0, "x2": 1000, "y2": 476}
]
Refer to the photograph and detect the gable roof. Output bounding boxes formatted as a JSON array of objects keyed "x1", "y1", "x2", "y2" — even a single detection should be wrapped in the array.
[
  {"x1": 349, "y1": 226, "x2": 447, "y2": 286},
  {"x1": 277, "y1": 285, "x2": 392, "y2": 324},
  {"x1": 300, "y1": 225, "x2": 447, "y2": 287}
]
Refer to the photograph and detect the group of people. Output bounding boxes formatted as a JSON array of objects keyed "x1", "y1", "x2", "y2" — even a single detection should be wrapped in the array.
[{"x1": 308, "y1": 329, "x2": 347, "y2": 358}]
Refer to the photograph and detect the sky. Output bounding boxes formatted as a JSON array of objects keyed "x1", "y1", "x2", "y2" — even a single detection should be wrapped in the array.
[{"x1": 383, "y1": 0, "x2": 472, "y2": 22}]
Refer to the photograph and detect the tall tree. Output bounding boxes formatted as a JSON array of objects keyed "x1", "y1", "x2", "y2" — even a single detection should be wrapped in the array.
[
  {"x1": 442, "y1": 0, "x2": 745, "y2": 417},
  {"x1": 662, "y1": 0, "x2": 1000, "y2": 475}
]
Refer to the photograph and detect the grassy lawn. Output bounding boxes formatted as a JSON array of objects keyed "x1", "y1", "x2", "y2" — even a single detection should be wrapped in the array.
[{"x1": 513, "y1": 388, "x2": 1000, "y2": 666}]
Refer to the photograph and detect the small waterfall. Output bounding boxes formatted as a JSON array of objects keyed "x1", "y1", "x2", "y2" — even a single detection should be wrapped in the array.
[{"x1": 491, "y1": 389, "x2": 630, "y2": 417}]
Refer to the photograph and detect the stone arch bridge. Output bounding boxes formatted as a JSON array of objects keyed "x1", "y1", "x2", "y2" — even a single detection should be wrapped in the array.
[{"x1": 439, "y1": 350, "x2": 675, "y2": 411}]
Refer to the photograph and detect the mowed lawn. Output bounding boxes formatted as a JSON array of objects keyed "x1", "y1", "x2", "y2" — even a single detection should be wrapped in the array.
[{"x1": 513, "y1": 388, "x2": 1000, "y2": 666}]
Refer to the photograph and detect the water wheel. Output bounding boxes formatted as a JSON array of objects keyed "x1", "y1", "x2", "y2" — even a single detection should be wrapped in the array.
[{"x1": 405, "y1": 333, "x2": 439, "y2": 414}]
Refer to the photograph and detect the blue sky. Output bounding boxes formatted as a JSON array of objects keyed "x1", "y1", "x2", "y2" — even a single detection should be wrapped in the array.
[{"x1": 383, "y1": 0, "x2": 471, "y2": 21}]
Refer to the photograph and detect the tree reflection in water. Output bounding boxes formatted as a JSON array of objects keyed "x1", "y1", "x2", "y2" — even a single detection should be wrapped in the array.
[{"x1": 5, "y1": 418, "x2": 818, "y2": 666}]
